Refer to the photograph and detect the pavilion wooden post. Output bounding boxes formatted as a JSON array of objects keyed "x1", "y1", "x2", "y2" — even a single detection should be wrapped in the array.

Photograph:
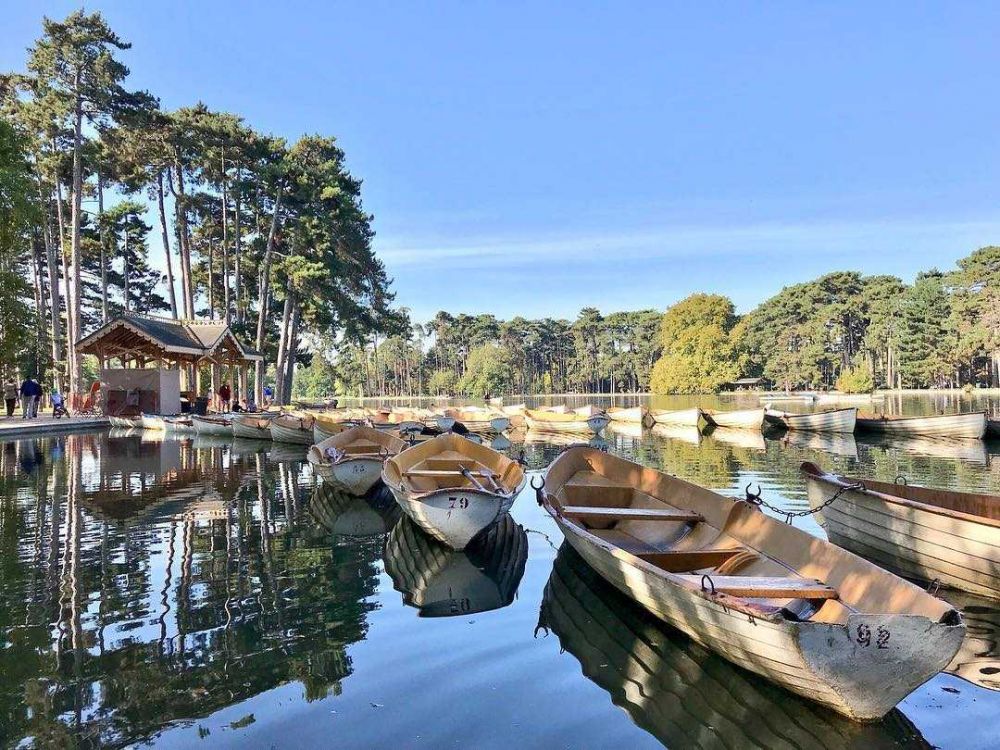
[{"x1": 239, "y1": 365, "x2": 248, "y2": 408}]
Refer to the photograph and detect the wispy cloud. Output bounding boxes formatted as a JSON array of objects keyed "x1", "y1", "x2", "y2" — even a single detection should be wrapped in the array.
[{"x1": 376, "y1": 217, "x2": 1000, "y2": 271}]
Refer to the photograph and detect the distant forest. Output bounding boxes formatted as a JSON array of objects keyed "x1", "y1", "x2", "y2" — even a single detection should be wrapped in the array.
[{"x1": 303, "y1": 246, "x2": 1000, "y2": 398}]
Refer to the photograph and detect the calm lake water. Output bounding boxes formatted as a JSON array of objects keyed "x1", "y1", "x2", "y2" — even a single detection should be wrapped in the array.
[{"x1": 1, "y1": 393, "x2": 999, "y2": 749}]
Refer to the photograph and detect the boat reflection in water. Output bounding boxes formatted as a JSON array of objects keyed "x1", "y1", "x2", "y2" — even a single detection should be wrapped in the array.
[
  {"x1": 538, "y1": 544, "x2": 931, "y2": 750},
  {"x1": 942, "y1": 591, "x2": 1000, "y2": 692},
  {"x1": 781, "y1": 429, "x2": 859, "y2": 459},
  {"x1": 702, "y1": 425, "x2": 766, "y2": 451},
  {"x1": 384, "y1": 515, "x2": 527, "y2": 617},
  {"x1": 650, "y1": 423, "x2": 702, "y2": 446},
  {"x1": 310, "y1": 483, "x2": 402, "y2": 537},
  {"x1": 856, "y1": 433, "x2": 989, "y2": 466}
]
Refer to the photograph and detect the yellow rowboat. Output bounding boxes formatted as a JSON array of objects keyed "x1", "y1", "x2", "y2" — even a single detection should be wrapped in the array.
[
  {"x1": 764, "y1": 407, "x2": 857, "y2": 433},
  {"x1": 539, "y1": 447, "x2": 964, "y2": 720},
  {"x1": 702, "y1": 407, "x2": 765, "y2": 431},
  {"x1": 312, "y1": 413, "x2": 355, "y2": 443},
  {"x1": 803, "y1": 462, "x2": 1000, "y2": 599},
  {"x1": 270, "y1": 413, "x2": 316, "y2": 445},
  {"x1": 524, "y1": 407, "x2": 610, "y2": 434},
  {"x1": 382, "y1": 433, "x2": 526, "y2": 550},
  {"x1": 856, "y1": 411, "x2": 987, "y2": 440},
  {"x1": 539, "y1": 544, "x2": 933, "y2": 748},
  {"x1": 607, "y1": 406, "x2": 654, "y2": 427},
  {"x1": 384, "y1": 514, "x2": 528, "y2": 617},
  {"x1": 649, "y1": 407, "x2": 702, "y2": 427},
  {"x1": 232, "y1": 414, "x2": 273, "y2": 440},
  {"x1": 308, "y1": 425, "x2": 407, "y2": 495},
  {"x1": 501, "y1": 403, "x2": 527, "y2": 429}
]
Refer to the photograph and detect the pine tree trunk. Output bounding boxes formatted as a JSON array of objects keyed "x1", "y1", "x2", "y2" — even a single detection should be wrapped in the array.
[
  {"x1": 123, "y1": 221, "x2": 130, "y2": 312},
  {"x1": 274, "y1": 280, "x2": 294, "y2": 404},
  {"x1": 69, "y1": 72, "x2": 84, "y2": 393},
  {"x1": 283, "y1": 302, "x2": 300, "y2": 402},
  {"x1": 234, "y1": 165, "x2": 242, "y2": 324},
  {"x1": 97, "y1": 172, "x2": 109, "y2": 323},
  {"x1": 156, "y1": 172, "x2": 179, "y2": 318},
  {"x1": 56, "y1": 182, "x2": 74, "y2": 382},
  {"x1": 172, "y1": 159, "x2": 195, "y2": 318},
  {"x1": 254, "y1": 186, "x2": 283, "y2": 405},
  {"x1": 208, "y1": 240, "x2": 214, "y2": 317},
  {"x1": 221, "y1": 148, "x2": 231, "y2": 324},
  {"x1": 39, "y1": 180, "x2": 64, "y2": 392}
]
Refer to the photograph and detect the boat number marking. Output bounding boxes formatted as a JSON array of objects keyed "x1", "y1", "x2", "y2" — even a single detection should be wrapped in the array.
[
  {"x1": 448, "y1": 497, "x2": 469, "y2": 510},
  {"x1": 855, "y1": 624, "x2": 890, "y2": 649},
  {"x1": 352, "y1": 464, "x2": 367, "y2": 474}
]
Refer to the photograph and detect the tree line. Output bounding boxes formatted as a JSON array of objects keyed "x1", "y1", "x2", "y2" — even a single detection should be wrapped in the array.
[
  {"x1": 302, "y1": 247, "x2": 999, "y2": 398},
  {"x1": 0, "y1": 11, "x2": 399, "y2": 405}
]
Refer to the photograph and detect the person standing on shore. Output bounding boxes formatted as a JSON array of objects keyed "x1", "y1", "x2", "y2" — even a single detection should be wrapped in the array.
[
  {"x1": 219, "y1": 382, "x2": 231, "y2": 412},
  {"x1": 20, "y1": 376, "x2": 41, "y2": 419},
  {"x1": 3, "y1": 380, "x2": 17, "y2": 417}
]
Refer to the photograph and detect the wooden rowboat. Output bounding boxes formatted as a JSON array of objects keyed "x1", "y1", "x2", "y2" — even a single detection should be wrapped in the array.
[
  {"x1": 607, "y1": 406, "x2": 653, "y2": 427},
  {"x1": 501, "y1": 403, "x2": 527, "y2": 429},
  {"x1": 382, "y1": 433, "x2": 526, "y2": 550},
  {"x1": 855, "y1": 411, "x2": 987, "y2": 440},
  {"x1": 313, "y1": 414, "x2": 352, "y2": 443},
  {"x1": 232, "y1": 414, "x2": 273, "y2": 440},
  {"x1": 649, "y1": 407, "x2": 702, "y2": 427},
  {"x1": 163, "y1": 415, "x2": 194, "y2": 433},
  {"x1": 764, "y1": 407, "x2": 857, "y2": 433},
  {"x1": 540, "y1": 447, "x2": 964, "y2": 720},
  {"x1": 108, "y1": 415, "x2": 141, "y2": 429},
  {"x1": 442, "y1": 408, "x2": 511, "y2": 434},
  {"x1": 539, "y1": 544, "x2": 932, "y2": 748},
  {"x1": 802, "y1": 462, "x2": 1000, "y2": 599},
  {"x1": 191, "y1": 414, "x2": 233, "y2": 436},
  {"x1": 270, "y1": 413, "x2": 315, "y2": 445},
  {"x1": 308, "y1": 425, "x2": 407, "y2": 495},
  {"x1": 384, "y1": 514, "x2": 528, "y2": 617},
  {"x1": 525, "y1": 407, "x2": 610, "y2": 434},
  {"x1": 140, "y1": 414, "x2": 167, "y2": 431},
  {"x1": 702, "y1": 407, "x2": 765, "y2": 430}
]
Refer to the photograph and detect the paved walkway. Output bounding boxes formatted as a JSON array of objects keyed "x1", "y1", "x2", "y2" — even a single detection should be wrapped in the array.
[{"x1": 0, "y1": 415, "x2": 110, "y2": 439}]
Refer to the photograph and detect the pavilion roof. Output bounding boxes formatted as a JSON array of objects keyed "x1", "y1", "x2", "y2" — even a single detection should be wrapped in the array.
[{"x1": 76, "y1": 314, "x2": 264, "y2": 363}]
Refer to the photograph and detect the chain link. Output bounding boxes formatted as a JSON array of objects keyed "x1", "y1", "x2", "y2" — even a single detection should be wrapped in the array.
[{"x1": 743, "y1": 481, "x2": 865, "y2": 524}]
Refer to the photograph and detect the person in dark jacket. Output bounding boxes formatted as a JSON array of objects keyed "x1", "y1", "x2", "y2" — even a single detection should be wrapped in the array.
[{"x1": 20, "y1": 377, "x2": 41, "y2": 419}]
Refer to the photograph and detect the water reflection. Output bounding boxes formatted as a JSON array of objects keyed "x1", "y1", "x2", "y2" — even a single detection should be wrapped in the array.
[
  {"x1": 942, "y1": 591, "x2": 1000, "y2": 692},
  {"x1": 539, "y1": 544, "x2": 932, "y2": 750},
  {"x1": 0, "y1": 432, "x2": 377, "y2": 747},
  {"x1": 309, "y1": 483, "x2": 401, "y2": 537},
  {"x1": 384, "y1": 515, "x2": 528, "y2": 617}
]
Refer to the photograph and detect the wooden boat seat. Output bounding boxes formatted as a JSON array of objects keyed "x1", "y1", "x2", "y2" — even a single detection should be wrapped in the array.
[
  {"x1": 404, "y1": 469, "x2": 495, "y2": 478},
  {"x1": 561, "y1": 505, "x2": 703, "y2": 523},
  {"x1": 675, "y1": 575, "x2": 838, "y2": 600},
  {"x1": 342, "y1": 442, "x2": 383, "y2": 455}
]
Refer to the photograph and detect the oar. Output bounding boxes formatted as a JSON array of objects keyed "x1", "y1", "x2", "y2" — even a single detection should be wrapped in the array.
[{"x1": 460, "y1": 467, "x2": 487, "y2": 492}]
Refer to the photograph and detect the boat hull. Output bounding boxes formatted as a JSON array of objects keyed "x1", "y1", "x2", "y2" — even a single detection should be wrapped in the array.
[
  {"x1": 270, "y1": 421, "x2": 313, "y2": 445},
  {"x1": 232, "y1": 419, "x2": 272, "y2": 440},
  {"x1": 804, "y1": 468, "x2": 1000, "y2": 599},
  {"x1": 140, "y1": 414, "x2": 166, "y2": 431},
  {"x1": 389, "y1": 485, "x2": 517, "y2": 550},
  {"x1": 856, "y1": 412, "x2": 987, "y2": 440},
  {"x1": 765, "y1": 407, "x2": 857, "y2": 433},
  {"x1": 608, "y1": 407, "x2": 652, "y2": 427},
  {"x1": 191, "y1": 416, "x2": 233, "y2": 436},
  {"x1": 702, "y1": 407, "x2": 765, "y2": 430},
  {"x1": 650, "y1": 408, "x2": 702, "y2": 427},
  {"x1": 558, "y1": 520, "x2": 962, "y2": 720},
  {"x1": 524, "y1": 413, "x2": 608, "y2": 434},
  {"x1": 317, "y1": 458, "x2": 385, "y2": 495}
]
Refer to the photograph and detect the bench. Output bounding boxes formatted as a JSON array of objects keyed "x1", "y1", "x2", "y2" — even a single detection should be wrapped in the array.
[
  {"x1": 561, "y1": 505, "x2": 703, "y2": 523},
  {"x1": 636, "y1": 548, "x2": 745, "y2": 572},
  {"x1": 675, "y1": 575, "x2": 838, "y2": 600}
]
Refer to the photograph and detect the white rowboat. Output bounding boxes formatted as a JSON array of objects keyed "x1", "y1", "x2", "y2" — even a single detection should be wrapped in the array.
[
  {"x1": 702, "y1": 407, "x2": 765, "y2": 430},
  {"x1": 191, "y1": 415, "x2": 233, "y2": 437},
  {"x1": 764, "y1": 407, "x2": 857, "y2": 433},
  {"x1": 803, "y1": 462, "x2": 1000, "y2": 599},
  {"x1": 232, "y1": 415, "x2": 273, "y2": 440},
  {"x1": 855, "y1": 411, "x2": 987, "y2": 440},
  {"x1": 308, "y1": 425, "x2": 406, "y2": 495},
  {"x1": 382, "y1": 433, "x2": 526, "y2": 550},
  {"x1": 270, "y1": 414, "x2": 315, "y2": 445},
  {"x1": 649, "y1": 408, "x2": 702, "y2": 427},
  {"x1": 540, "y1": 447, "x2": 964, "y2": 720}
]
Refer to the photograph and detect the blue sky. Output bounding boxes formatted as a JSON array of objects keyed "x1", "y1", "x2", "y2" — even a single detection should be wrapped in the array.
[{"x1": 5, "y1": 2, "x2": 1000, "y2": 322}]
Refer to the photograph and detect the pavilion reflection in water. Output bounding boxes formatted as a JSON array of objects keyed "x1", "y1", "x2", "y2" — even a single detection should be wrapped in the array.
[
  {"x1": 0, "y1": 432, "x2": 381, "y2": 747},
  {"x1": 538, "y1": 544, "x2": 932, "y2": 750}
]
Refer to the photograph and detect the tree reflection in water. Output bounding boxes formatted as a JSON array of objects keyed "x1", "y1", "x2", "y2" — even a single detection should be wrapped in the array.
[{"x1": 0, "y1": 432, "x2": 381, "y2": 748}]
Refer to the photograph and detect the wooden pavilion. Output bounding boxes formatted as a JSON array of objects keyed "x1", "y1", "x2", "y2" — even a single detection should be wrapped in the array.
[{"x1": 76, "y1": 313, "x2": 263, "y2": 414}]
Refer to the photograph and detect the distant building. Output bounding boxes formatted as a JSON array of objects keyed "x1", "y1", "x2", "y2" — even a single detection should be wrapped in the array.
[{"x1": 723, "y1": 377, "x2": 770, "y2": 391}]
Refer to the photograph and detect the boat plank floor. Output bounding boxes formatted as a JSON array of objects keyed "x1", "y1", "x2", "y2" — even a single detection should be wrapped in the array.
[
  {"x1": 675, "y1": 575, "x2": 838, "y2": 600},
  {"x1": 561, "y1": 505, "x2": 703, "y2": 523},
  {"x1": 589, "y1": 529, "x2": 665, "y2": 555}
]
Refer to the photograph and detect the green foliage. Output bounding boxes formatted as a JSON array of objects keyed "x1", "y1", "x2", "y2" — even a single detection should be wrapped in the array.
[
  {"x1": 835, "y1": 363, "x2": 875, "y2": 393},
  {"x1": 650, "y1": 294, "x2": 740, "y2": 393},
  {"x1": 427, "y1": 369, "x2": 456, "y2": 396},
  {"x1": 456, "y1": 344, "x2": 514, "y2": 397},
  {"x1": 895, "y1": 272, "x2": 955, "y2": 387},
  {"x1": 292, "y1": 353, "x2": 336, "y2": 399}
]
